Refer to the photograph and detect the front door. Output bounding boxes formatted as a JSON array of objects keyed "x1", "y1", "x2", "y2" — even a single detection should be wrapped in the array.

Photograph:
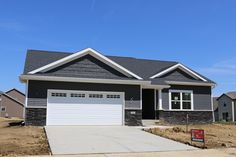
[
  {"x1": 222, "y1": 112, "x2": 229, "y2": 121},
  {"x1": 142, "y1": 89, "x2": 155, "y2": 119}
]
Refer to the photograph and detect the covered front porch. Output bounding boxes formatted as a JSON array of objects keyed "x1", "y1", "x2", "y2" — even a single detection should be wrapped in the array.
[{"x1": 141, "y1": 85, "x2": 166, "y2": 121}]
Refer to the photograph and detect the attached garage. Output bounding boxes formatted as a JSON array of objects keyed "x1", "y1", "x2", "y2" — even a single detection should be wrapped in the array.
[{"x1": 47, "y1": 90, "x2": 124, "y2": 126}]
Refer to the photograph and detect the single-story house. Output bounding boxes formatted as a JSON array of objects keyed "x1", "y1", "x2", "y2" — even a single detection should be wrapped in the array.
[
  {"x1": 217, "y1": 92, "x2": 236, "y2": 122},
  {"x1": 0, "y1": 89, "x2": 25, "y2": 119},
  {"x1": 20, "y1": 48, "x2": 215, "y2": 126}
]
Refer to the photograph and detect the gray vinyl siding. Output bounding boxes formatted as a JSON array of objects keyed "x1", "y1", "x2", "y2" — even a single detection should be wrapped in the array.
[
  {"x1": 39, "y1": 54, "x2": 134, "y2": 80},
  {"x1": 27, "y1": 80, "x2": 141, "y2": 109},
  {"x1": 218, "y1": 95, "x2": 233, "y2": 121},
  {"x1": 160, "y1": 69, "x2": 200, "y2": 82},
  {"x1": 162, "y1": 85, "x2": 212, "y2": 110}
]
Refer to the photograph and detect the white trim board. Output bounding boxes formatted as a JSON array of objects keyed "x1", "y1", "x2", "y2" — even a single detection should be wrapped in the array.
[
  {"x1": 20, "y1": 75, "x2": 150, "y2": 85},
  {"x1": 165, "y1": 81, "x2": 215, "y2": 87},
  {"x1": 150, "y1": 63, "x2": 208, "y2": 82},
  {"x1": 26, "y1": 106, "x2": 47, "y2": 109},
  {"x1": 161, "y1": 109, "x2": 213, "y2": 112},
  {"x1": 28, "y1": 48, "x2": 143, "y2": 80}
]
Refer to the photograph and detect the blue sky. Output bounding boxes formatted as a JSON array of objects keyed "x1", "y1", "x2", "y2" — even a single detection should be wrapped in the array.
[{"x1": 0, "y1": 0, "x2": 236, "y2": 96}]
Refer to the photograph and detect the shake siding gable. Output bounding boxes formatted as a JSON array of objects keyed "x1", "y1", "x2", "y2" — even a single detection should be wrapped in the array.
[
  {"x1": 39, "y1": 54, "x2": 135, "y2": 80},
  {"x1": 160, "y1": 68, "x2": 200, "y2": 82}
]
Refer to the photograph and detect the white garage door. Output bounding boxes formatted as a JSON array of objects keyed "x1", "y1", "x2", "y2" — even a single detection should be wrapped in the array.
[{"x1": 47, "y1": 90, "x2": 124, "y2": 126}]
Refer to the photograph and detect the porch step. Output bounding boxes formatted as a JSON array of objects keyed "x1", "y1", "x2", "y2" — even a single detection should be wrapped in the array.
[{"x1": 142, "y1": 120, "x2": 160, "y2": 126}]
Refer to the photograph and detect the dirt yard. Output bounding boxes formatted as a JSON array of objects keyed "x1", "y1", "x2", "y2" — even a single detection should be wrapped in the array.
[
  {"x1": 145, "y1": 123, "x2": 236, "y2": 149},
  {"x1": 0, "y1": 118, "x2": 49, "y2": 156}
]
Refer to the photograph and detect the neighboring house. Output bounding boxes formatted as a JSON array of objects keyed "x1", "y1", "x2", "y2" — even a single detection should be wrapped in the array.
[
  {"x1": 20, "y1": 48, "x2": 215, "y2": 126},
  {"x1": 213, "y1": 97, "x2": 219, "y2": 121},
  {"x1": 0, "y1": 89, "x2": 25, "y2": 119},
  {"x1": 217, "y1": 92, "x2": 236, "y2": 122}
]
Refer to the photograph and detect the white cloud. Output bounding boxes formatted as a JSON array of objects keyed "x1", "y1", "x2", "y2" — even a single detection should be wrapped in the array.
[
  {"x1": 198, "y1": 58, "x2": 236, "y2": 76},
  {"x1": 197, "y1": 58, "x2": 236, "y2": 96}
]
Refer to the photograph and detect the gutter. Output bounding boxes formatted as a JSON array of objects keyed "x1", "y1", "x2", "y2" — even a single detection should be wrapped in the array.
[
  {"x1": 19, "y1": 75, "x2": 152, "y2": 85},
  {"x1": 165, "y1": 81, "x2": 216, "y2": 87}
]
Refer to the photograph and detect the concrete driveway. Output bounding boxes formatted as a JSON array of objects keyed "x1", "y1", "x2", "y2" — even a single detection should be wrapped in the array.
[{"x1": 45, "y1": 126, "x2": 196, "y2": 155}]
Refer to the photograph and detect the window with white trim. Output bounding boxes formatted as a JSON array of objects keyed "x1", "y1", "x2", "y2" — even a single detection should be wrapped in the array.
[
  {"x1": 1, "y1": 106, "x2": 6, "y2": 112},
  {"x1": 71, "y1": 93, "x2": 85, "y2": 98},
  {"x1": 89, "y1": 94, "x2": 103, "y2": 98},
  {"x1": 169, "y1": 90, "x2": 193, "y2": 110},
  {"x1": 51, "y1": 93, "x2": 67, "y2": 97}
]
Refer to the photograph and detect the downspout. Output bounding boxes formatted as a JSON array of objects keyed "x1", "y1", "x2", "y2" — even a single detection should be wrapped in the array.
[
  {"x1": 211, "y1": 95, "x2": 215, "y2": 122},
  {"x1": 23, "y1": 80, "x2": 28, "y2": 121},
  {"x1": 211, "y1": 85, "x2": 216, "y2": 123},
  {"x1": 232, "y1": 101, "x2": 235, "y2": 122}
]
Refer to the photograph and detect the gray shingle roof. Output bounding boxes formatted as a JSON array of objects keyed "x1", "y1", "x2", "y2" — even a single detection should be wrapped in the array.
[
  {"x1": 225, "y1": 92, "x2": 236, "y2": 100},
  {"x1": 23, "y1": 49, "x2": 214, "y2": 84}
]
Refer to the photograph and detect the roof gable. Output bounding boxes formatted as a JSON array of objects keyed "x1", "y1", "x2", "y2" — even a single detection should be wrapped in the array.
[
  {"x1": 150, "y1": 63, "x2": 208, "y2": 82},
  {"x1": 6, "y1": 88, "x2": 25, "y2": 96},
  {"x1": 42, "y1": 54, "x2": 135, "y2": 80},
  {"x1": 217, "y1": 92, "x2": 236, "y2": 100},
  {"x1": 28, "y1": 48, "x2": 143, "y2": 80},
  {"x1": 159, "y1": 68, "x2": 199, "y2": 81}
]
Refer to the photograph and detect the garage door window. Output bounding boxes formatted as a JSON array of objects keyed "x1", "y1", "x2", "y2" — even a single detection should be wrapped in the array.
[
  {"x1": 89, "y1": 94, "x2": 103, "y2": 98},
  {"x1": 51, "y1": 93, "x2": 67, "y2": 97},
  {"x1": 107, "y1": 95, "x2": 120, "y2": 99},
  {"x1": 71, "y1": 93, "x2": 85, "y2": 98}
]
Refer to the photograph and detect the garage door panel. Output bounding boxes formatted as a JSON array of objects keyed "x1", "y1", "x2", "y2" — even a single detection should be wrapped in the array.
[{"x1": 47, "y1": 90, "x2": 124, "y2": 126}]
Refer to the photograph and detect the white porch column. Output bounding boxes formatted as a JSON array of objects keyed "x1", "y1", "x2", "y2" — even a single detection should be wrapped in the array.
[
  {"x1": 158, "y1": 89, "x2": 163, "y2": 110},
  {"x1": 232, "y1": 101, "x2": 235, "y2": 122}
]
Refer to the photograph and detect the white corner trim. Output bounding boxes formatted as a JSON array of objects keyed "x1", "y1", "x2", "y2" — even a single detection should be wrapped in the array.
[
  {"x1": 25, "y1": 80, "x2": 28, "y2": 107},
  {"x1": 158, "y1": 89, "x2": 163, "y2": 110},
  {"x1": 150, "y1": 63, "x2": 208, "y2": 82},
  {"x1": 20, "y1": 75, "x2": 150, "y2": 85},
  {"x1": 28, "y1": 48, "x2": 143, "y2": 80},
  {"x1": 140, "y1": 85, "x2": 142, "y2": 110}
]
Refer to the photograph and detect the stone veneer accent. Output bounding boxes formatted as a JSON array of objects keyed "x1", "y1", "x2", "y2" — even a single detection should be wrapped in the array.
[
  {"x1": 159, "y1": 110, "x2": 213, "y2": 124},
  {"x1": 125, "y1": 109, "x2": 142, "y2": 126},
  {"x1": 25, "y1": 108, "x2": 46, "y2": 126}
]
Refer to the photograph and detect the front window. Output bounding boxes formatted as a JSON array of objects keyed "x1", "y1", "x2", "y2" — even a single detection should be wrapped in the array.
[{"x1": 170, "y1": 90, "x2": 193, "y2": 110}]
